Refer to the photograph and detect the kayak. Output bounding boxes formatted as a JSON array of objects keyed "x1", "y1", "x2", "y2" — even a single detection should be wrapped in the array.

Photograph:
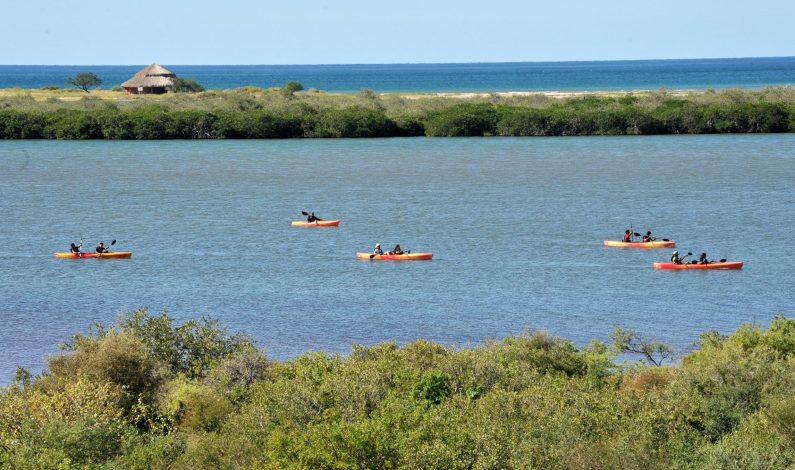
[
  {"x1": 653, "y1": 261, "x2": 743, "y2": 270},
  {"x1": 54, "y1": 252, "x2": 132, "y2": 259},
  {"x1": 291, "y1": 220, "x2": 340, "y2": 227},
  {"x1": 604, "y1": 240, "x2": 675, "y2": 248},
  {"x1": 356, "y1": 252, "x2": 433, "y2": 261}
]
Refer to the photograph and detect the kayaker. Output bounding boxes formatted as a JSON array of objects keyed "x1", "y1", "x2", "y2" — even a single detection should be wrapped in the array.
[
  {"x1": 698, "y1": 253, "x2": 710, "y2": 265},
  {"x1": 671, "y1": 251, "x2": 683, "y2": 264},
  {"x1": 623, "y1": 230, "x2": 632, "y2": 242},
  {"x1": 69, "y1": 242, "x2": 81, "y2": 254},
  {"x1": 391, "y1": 244, "x2": 404, "y2": 255},
  {"x1": 373, "y1": 243, "x2": 383, "y2": 255},
  {"x1": 642, "y1": 231, "x2": 654, "y2": 242},
  {"x1": 96, "y1": 242, "x2": 107, "y2": 254},
  {"x1": 306, "y1": 212, "x2": 323, "y2": 222}
]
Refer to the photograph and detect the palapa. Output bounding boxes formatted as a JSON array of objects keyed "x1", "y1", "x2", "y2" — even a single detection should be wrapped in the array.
[{"x1": 122, "y1": 64, "x2": 177, "y2": 94}]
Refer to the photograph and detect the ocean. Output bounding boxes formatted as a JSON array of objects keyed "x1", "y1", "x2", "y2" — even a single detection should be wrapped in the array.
[{"x1": 1, "y1": 57, "x2": 794, "y2": 92}]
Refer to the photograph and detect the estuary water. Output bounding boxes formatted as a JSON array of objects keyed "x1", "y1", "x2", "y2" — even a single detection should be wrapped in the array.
[{"x1": 1, "y1": 136, "x2": 794, "y2": 381}]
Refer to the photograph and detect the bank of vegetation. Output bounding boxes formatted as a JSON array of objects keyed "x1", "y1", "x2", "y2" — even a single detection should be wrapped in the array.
[
  {"x1": 2, "y1": 309, "x2": 795, "y2": 468},
  {"x1": 0, "y1": 86, "x2": 794, "y2": 139}
]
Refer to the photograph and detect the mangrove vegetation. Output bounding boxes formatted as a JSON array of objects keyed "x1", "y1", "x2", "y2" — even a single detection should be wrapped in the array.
[
  {"x1": 0, "y1": 86, "x2": 794, "y2": 139},
  {"x1": 2, "y1": 309, "x2": 795, "y2": 468}
]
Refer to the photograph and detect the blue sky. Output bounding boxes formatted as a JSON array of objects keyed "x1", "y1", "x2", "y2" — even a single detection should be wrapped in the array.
[{"x1": 3, "y1": 0, "x2": 794, "y2": 64}]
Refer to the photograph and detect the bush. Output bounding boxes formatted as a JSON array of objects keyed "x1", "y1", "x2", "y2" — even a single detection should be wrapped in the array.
[
  {"x1": 172, "y1": 77, "x2": 206, "y2": 93},
  {"x1": 424, "y1": 103, "x2": 500, "y2": 136}
]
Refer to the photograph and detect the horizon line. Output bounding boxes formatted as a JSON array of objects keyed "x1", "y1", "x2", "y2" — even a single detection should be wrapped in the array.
[{"x1": 2, "y1": 55, "x2": 794, "y2": 67}]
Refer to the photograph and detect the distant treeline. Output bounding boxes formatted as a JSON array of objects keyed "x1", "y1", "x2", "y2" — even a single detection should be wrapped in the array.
[{"x1": 1, "y1": 90, "x2": 794, "y2": 139}]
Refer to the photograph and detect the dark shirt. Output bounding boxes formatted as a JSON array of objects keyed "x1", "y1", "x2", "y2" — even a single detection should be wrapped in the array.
[{"x1": 96, "y1": 245, "x2": 107, "y2": 254}]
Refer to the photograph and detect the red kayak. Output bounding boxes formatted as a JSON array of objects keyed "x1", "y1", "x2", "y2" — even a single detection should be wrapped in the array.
[
  {"x1": 653, "y1": 261, "x2": 743, "y2": 270},
  {"x1": 356, "y1": 252, "x2": 433, "y2": 261},
  {"x1": 604, "y1": 240, "x2": 675, "y2": 248},
  {"x1": 54, "y1": 252, "x2": 132, "y2": 259}
]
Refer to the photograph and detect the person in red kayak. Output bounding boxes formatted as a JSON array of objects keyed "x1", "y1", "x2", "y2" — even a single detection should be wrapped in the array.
[
  {"x1": 306, "y1": 212, "x2": 323, "y2": 222},
  {"x1": 390, "y1": 244, "x2": 404, "y2": 255},
  {"x1": 96, "y1": 242, "x2": 108, "y2": 254},
  {"x1": 70, "y1": 242, "x2": 81, "y2": 254},
  {"x1": 373, "y1": 243, "x2": 383, "y2": 255},
  {"x1": 642, "y1": 231, "x2": 654, "y2": 242},
  {"x1": 698, "y1": 253, "x2": 710, "y2": 265},
  {"x1": 671, "y1": 251, "x2": 683, "y2": 264},
  {"x1": 623, "y1": 230, "x2": 633, "y2": 242}
]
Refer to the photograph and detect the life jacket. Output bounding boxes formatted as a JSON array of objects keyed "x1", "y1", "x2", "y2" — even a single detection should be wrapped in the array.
[{"x1": 623, "y1": 233, "x2": 632, "y2": 242}]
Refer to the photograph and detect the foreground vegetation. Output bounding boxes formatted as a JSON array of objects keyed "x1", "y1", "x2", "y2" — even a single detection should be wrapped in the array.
[
  {"x1": 2, "y1": 309, "x2": 795, "y2": 469},
  {"x1": 1, "y1": 86, "x2": 794, "y2": 138}
]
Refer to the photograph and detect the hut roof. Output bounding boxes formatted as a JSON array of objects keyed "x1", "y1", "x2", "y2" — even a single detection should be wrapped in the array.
[{"x1": 121, "y1": 64, "x2": 177, "y2": 88}]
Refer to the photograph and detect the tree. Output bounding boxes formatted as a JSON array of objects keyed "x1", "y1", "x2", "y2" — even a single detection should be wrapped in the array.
[
  {"x1": 281, "y1": 81, "x2": 304, "y2": 98},
  {"x1": 66, "y1": 72, "x2": 102, "y2": 92},
  {"x1": 611, "y1": 326, "x2": 674, "y2": 366},
  {"x1": 171, "y1": 77, "x2": 205, "y2": 93}
]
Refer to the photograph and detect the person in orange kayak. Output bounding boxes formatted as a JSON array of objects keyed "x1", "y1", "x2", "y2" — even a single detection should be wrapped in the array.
[
  {"x1": 698, "y1": 253, "x2": 710, "y2": 264},
  {"x1": 391, "y1": 244, "x2": 404, "y2": 255},
  {"x1": 373, "y1": 243, "x2": 383, "y2": 255},
  {"x1": 70, "y1": 242, "x2": 81, "y2": 254},
  {"x1": 642, "y1": 231, "x2": 654, "y2": 242},
  {"x1": 306, "y1": 212, "x2": 323, "y2": 222},
  {"x1": 96, "y1": 242, "x2": 108, "y2": 254},
  {"x1": 671, "y1": 251, "x2": 683, "y2": 264},
  {"x1": 623, "y1": 230, "x2": 633, "y2": 242}
]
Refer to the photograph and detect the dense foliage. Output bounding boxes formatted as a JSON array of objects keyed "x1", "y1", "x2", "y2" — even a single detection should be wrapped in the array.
[
  {"x1": 2, "y1": 309, "x2": 795, "y2": 468},
  {"x1": 1, "y1": 87, "x2": 793, "y2": 138}
]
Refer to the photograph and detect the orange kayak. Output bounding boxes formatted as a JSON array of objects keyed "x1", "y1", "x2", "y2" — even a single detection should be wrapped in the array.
[
  {"x1": 356, "y1": 252, "x2": 433, "y2": 261},
  {"x1": 54, "y1": 252, "x2": 132, "y2": 259},
  {"x1": 604, "y1": 240, "x2": 675, "y2": 248},
  {"x1": 653, "y1": 261, "x2": 743, "y2": 270},
  {"x1": 291, "y1": 220, "x2": 340, "y2": 227}
]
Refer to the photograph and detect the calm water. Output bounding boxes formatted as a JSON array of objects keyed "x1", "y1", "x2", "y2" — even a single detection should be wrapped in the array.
[
  {"x1": 2, "y1": 57, "x2": 795, "y2": 92},
  {"x1": 1, "y1": 136, "x2": 794, "y2": 381}
]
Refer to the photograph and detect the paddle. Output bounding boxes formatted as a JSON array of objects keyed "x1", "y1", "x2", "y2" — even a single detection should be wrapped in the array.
[{"x1": 679, "y1": 252, "x2": 693, "y2": 264}]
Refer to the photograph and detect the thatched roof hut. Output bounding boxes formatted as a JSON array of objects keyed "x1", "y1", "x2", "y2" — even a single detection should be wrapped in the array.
[{"x1": 121, "y1": 64, "x2": 177, "y2": 94}]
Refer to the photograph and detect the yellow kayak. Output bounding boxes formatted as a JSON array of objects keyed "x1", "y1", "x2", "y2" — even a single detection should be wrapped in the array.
[{"x1": 291, "y1": 220, "x2": 340, "y2": 227}]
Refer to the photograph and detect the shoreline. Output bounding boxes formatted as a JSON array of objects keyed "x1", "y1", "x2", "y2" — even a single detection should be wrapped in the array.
[{"x1": 0, "y1": 86, "x2": 755, "y2": 102}]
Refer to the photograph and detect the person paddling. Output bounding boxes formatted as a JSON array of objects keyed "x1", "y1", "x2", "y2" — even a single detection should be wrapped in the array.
[
  {"x1": 642, "y1": 231, "x2": 654, "y2": 242},
  {"x1": 698, "y1": 253, "x2": 710, "y2": 265},
  {"x1": 671, "y1": 251, "x2": 683, "y2": 264},
  {"x1": 623, "y1": 230, "x2": 633, "y2": 242},
  {"x1": 306, "y1": 212, "x2": 323, "y2": 222},
  {"x1": 373, "y1": 243, "x2": 383, "y2": 255},
  {"x1": 96, "y1": 242, "x2": 108, "y2": 254},
  {"x1": 391, "y1": 244, "x2": 404, "y2": 255},
  {"x1": 70, "y1": 242, "x2": 82, "y2": 254}
]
